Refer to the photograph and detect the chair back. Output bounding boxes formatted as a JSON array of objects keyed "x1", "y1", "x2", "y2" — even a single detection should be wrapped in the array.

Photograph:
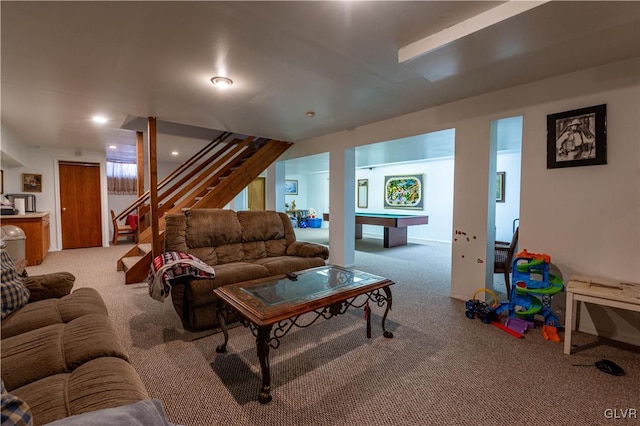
[{"x1": 494, "y1": 227, "x2": 519, "y2": 295}]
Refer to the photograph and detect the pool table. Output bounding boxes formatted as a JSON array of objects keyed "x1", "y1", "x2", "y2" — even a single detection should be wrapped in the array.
[{"x1": 322, "y1": 212, "x2": 429, "y2": 248}]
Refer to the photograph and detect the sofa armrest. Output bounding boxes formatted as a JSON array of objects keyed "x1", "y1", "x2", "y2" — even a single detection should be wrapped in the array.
[
  {"x1": 24, "y1": 272, "x2": 76, "y2": 302},
  {"x1": 286, "y1": 242, "x2": 329, "y2": 260}
]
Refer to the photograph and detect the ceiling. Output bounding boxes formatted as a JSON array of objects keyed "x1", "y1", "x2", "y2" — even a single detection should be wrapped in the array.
[{"x1": 2, "y1": 2, "x2": 639, "y2": 165}]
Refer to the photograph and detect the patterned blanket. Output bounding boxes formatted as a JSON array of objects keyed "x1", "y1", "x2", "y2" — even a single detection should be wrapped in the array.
[{"x1": 147, "y1": 252, "x2": 215, "y2": 302}]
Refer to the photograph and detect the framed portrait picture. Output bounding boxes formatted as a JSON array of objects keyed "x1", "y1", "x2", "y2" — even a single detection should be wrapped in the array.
[
  {"x1": 547, "y1": 104, "x2": 607, "y2": 169},
  {"x1": 22, "y1": 173, "x2": 42, "y2": 192},
  {"x1": 496, "y1": 172, "x2": 505, "y2": 203},
  {"x1": 384, "y1": 175, "x2": 423, "y2": 209},
  {"x1": 284, "y1": 179, "x2": 298, "y2": 195},
  {"x1": 357, "y1": 179, "x2": 368, "y2": 208}
]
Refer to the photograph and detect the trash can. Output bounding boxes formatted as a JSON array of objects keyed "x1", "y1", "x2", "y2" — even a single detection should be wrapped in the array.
[{"x1": 1, "y1": 225, "x2": 26, "y2": 263}]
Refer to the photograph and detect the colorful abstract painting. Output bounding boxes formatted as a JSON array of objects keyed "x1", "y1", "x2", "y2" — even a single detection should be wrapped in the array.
[{"x1": 384, "y1": 175, "x2": 423, "y2": 209}]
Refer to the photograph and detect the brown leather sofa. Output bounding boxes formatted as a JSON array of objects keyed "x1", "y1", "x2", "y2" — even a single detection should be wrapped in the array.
[
  {"x1": 1, "y1": 267, "x2": 151, "y2": 425},
  {"x1": 164, "y1": 209, "x2": 329, "y2": 330}
]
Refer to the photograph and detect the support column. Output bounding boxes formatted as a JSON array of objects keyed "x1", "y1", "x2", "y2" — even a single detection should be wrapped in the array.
[
  {"x1": 136, "y1": 131, "x2": 146, "y2": 232},
  {"x1": 136, "y1": 131, "x2": 145, "y2": 197},
  {"x1": 147, "y1": 117, "x2": 161, "y2": 258},
  {"x1": 450, "y1": 119, "x2": 492, "y2": 301},
  {"x1": 266, "y1": 161, "x2": 285, "y2": 212},
  {"x1": 329, "y1": 147, "x2": 355, "y2": 267}
]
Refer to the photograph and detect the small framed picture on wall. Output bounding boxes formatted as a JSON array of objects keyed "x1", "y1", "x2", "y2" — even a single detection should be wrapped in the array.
[
  {"x1": 22, "y1": 173, "x2": 42, "y2": 192},
  {"x1": 496, "y1": 172, "x2": 505, "y2": 202},
  {"x1": 284, "y1": 179, "x2": 298, "y2": 195}
]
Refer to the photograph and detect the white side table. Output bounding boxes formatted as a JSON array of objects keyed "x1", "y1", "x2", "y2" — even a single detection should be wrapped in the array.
[{"x1": 564, "y1": 275, "x2": 640, "y2": 355}]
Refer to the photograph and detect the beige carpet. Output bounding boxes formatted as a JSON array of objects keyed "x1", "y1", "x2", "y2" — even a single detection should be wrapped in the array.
[{"x1": 25, "y1": 238, "x2": 640, "y2": 426}]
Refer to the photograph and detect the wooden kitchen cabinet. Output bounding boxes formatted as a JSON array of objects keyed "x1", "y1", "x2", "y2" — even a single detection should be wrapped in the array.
[{"x1": 1, "y1": 212, "x2": 50, "y2": 265}]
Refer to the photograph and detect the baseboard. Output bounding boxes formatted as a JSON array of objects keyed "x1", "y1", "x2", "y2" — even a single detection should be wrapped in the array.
[
  {"x1": 576, "y1": 324, "x2": 640, "y2": 347},
  {"x1": 361, "y1": 232, "x2": 452, "y2": 245}
]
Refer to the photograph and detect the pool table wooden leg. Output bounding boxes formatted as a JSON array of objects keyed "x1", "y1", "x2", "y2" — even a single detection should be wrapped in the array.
[{"x1": 384, "y1": 227, "x2": 407, "y2": 248}]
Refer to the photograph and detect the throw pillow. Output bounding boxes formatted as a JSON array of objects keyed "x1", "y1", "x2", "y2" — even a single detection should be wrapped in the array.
[
  {"x1": 1, "y1": 249, "x2": 30, "y2": 319},
  {"x1": 1, "y1": 380, "x2": 33, "y2": 426}
]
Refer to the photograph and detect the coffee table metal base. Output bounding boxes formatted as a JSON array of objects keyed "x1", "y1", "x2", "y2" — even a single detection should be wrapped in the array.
[{"x1": 215, "y1": 287, "x2": 393, "y2": 404}]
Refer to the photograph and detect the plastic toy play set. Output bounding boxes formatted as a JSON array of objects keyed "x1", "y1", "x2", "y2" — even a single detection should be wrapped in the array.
[{"x1": 465, "y1": 249, "x2": 564, "y2": 340}]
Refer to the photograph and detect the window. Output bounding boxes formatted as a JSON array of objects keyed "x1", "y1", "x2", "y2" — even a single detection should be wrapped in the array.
[{"x1": 107, "y1": 161, "x2": 137, "y2": 195}]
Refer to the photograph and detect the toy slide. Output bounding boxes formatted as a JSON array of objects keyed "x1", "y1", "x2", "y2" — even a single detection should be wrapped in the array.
[
  {"x1": 492, "y1": 321, "x2": 524, "y2": 338},
  {"x1": 515, "y1": 280, "x2": 563, "y2": 295},
  {"x1": 514, "y1": 295, "x2": 542, "y2": 316},
  {"x1": 516, "y1": 257, "x2": 544, "y2": 272}
]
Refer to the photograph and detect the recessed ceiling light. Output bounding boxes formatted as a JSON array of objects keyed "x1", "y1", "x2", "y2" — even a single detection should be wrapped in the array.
[
  {"x1": 210, "y1": 76, "x2": 233, "y2": 88},
  {"x1": 306, "y1": 111, "x2": 316, "y2": 118},
  {"x1": 92, "y1": 116, "x2": 108, "y2": 124},
  {"x1": 171, "y1": 151, "x2": 179, "y2": 156},
  {"x1": 109, "y1": 145, "x2": 117, "y2": 149}
]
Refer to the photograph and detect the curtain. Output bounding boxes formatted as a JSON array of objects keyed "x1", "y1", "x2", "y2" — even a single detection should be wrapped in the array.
[{"x1": 107, "y1": 161, "x2": 137, "y2": 195}]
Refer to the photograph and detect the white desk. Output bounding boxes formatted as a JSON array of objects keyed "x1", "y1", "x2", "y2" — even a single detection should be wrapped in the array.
[{"x1": 564, "y1": 275, "x2": 640, "y2": 354}]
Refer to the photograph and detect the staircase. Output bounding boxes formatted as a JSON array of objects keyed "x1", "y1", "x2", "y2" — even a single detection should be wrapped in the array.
[{"x1": 114, "y1": 134, "x2": 293, "y2": 284}]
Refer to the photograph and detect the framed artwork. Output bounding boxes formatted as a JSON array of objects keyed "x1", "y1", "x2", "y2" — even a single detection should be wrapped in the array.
[
  {"x1": 284, "y1": 179, "x2": 298, "y2": 195},
  {"x1": 357, "y1": 179, "x2": 368, "y2": 208},
  {"x1": 384, "y1": 175, "x2": 423, "y2": 209},
  {"x1": 547, "y1": 104, "x2": 607, "y2": 169},
  {"x1": 496, "y1": 172, "x2": 505, "y2": 202},
  {"x1": 0, "y1": 170, "x2": 3, "y2": 194},
  {"x1": 22, "y1": 173, "x2": 42, "y2": 192}
]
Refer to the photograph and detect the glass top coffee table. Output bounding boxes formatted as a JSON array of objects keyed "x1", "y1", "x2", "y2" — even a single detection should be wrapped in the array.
[{"x1": 213, "y1": 265, "x2": 394, "y2": 404}]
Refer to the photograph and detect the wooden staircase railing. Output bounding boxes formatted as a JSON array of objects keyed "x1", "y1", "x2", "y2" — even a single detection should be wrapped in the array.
[{"x1": 115, "y1": 134, "x2": 292, "y2": 284}]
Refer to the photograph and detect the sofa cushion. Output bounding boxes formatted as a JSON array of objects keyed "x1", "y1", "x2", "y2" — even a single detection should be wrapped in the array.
[
  {"x1": 185, "y1": 262, "x2": 270, "y2": 307},
  {"x1": 1, "y1": 288, "x2": 108, "y2": 339},
  {"x1": 1, "y1": 249, "x2": 31, "y2": 320},
  {"x1": 237, "y1": 210, "x2": 285, "y2": 240},
  {"x1": 11, "y1": 357, "x2": 149, "y2": 426},
  {"x1": 1, "y1": 314, "x2": 129, "y2": 391},
  {"x1": 185, "y1": 209, "x2": 242, "y2": 249},
  {"x1": 251, "y1": 256, "x2": 327, "y2": 276}
]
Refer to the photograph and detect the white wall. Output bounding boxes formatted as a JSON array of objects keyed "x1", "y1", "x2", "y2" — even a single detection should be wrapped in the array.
[
  {"x1": 496, "y1": 151, "x2": 521, "y2": 242},
  {"x1": 3, "y1": 146, "x2": 108, "y2": 251},
  {"x1": 1, "y1": 125, "x2": 28, "y2": 168},
  {"x1": 355, "y1": 160, "x2": 454, "y2": 243}
]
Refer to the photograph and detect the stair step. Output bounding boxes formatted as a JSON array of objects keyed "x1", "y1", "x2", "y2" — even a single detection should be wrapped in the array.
[
  {"x1": 195, "y1": 196, "x2": 203, "y2": 201},
  {"x1": 138, "y1": 243, "x2": 152, "y2": 255},
  {"x1": 122, "y1": 256, "x2": 144, "y2": 272}
]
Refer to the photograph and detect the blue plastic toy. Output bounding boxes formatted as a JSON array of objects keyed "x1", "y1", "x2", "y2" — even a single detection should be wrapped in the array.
[{"x1": 495, "y1": 250, "x2": 564, "y2": 341}]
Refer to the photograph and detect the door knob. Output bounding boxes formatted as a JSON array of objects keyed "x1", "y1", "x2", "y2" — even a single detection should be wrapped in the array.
[{"x1": 62, "y1": 207, "x2": 67, "y2": 212}]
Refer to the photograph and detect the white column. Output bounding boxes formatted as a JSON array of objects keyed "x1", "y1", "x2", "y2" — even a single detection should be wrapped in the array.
[
  {"x1": 266, "y1": 161, "x2": 285, "y2": 212},
  {"x1": 450, "y1": 119, "x2": 492, "y2": 300},
  {"x1": 329, "y1": 147, "x2": 356, "y2": 267}
]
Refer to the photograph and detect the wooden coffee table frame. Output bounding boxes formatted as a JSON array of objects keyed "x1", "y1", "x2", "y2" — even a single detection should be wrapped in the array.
[{"x1": 213, "y1": 268, "x2": 394, "y2": 404}]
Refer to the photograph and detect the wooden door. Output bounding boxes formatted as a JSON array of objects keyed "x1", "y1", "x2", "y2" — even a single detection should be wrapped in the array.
[
  {"x1": 247, "y1": 177, "x2": 265, "y2": 210},
  {"x1": 59, "y1": 161, "x2": 103, "y2": 249}
]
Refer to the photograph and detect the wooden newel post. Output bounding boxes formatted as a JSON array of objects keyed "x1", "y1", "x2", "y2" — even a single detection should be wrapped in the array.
[
  {"x1": 147, "y1": 117, "x2": 162, "y2": 258},
  {"x1": 136, "y1": 131, "x2": 146, "y2": 232}
]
